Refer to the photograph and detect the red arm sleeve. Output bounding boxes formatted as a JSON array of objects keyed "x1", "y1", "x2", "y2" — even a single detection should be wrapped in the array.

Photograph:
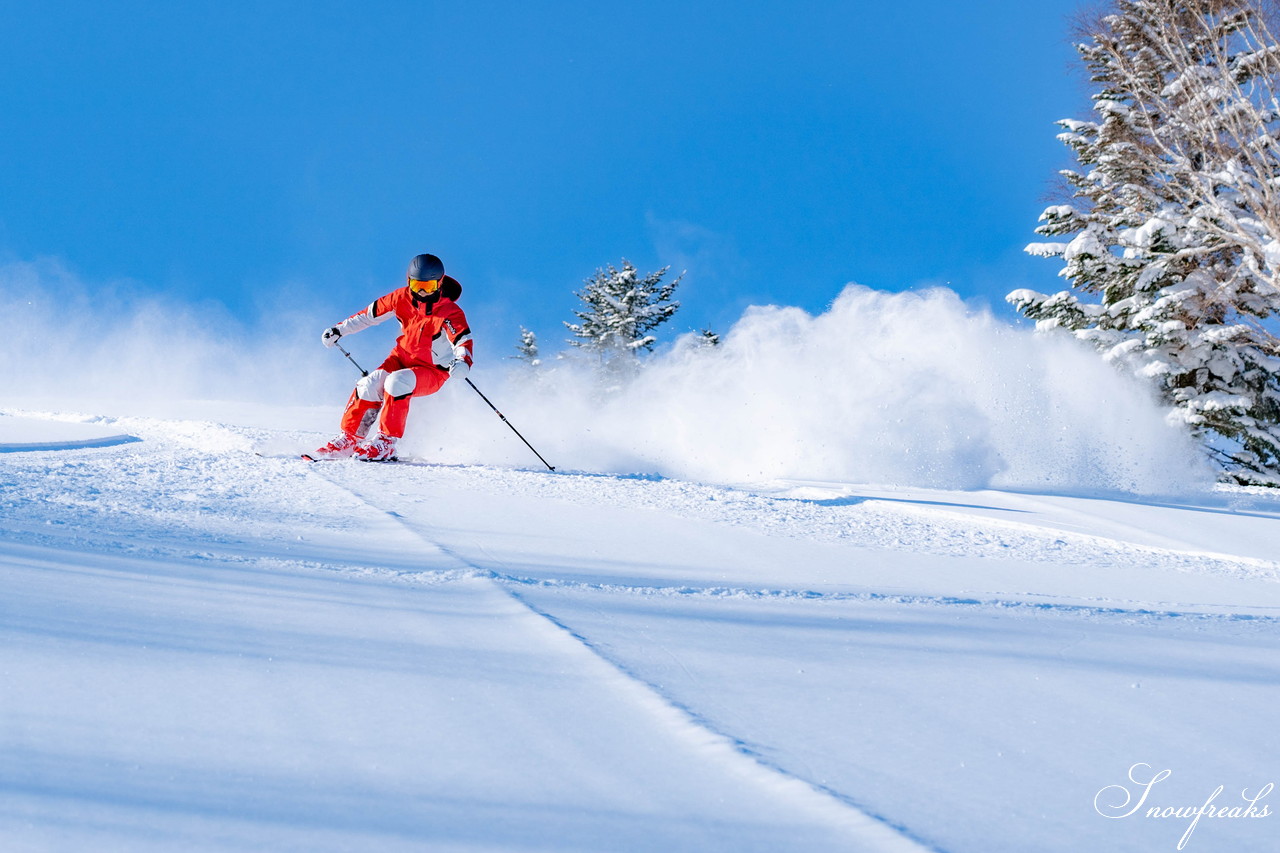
[{"x1": 442, "y1": 303, "x2": 474, "y2": 366}]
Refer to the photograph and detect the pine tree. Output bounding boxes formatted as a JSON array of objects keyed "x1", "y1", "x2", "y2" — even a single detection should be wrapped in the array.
[
  {"x1": 1011, "y1": 0, "x2": 1280, "y2": 485},
  {"x1": 513, "y1": 326, "x2": 541, "y2": 367},
  {"x1": 564, "y1": 260, "x2": 683, "y2": 368},
  {"x1": 697, "y1": 328, "x2": 722, "y2": 347}
]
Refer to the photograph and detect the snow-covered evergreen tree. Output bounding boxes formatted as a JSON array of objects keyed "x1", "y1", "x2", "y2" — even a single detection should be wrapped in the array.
[
  {"x1": 1011, "y1": 0, "x2": 1280, "y2": 485},
  {"x1": 564, "y1": 260, "x2": 682, "y2": 369},
  {"x1": 513, "y1": 326, "x2": 541, "y2": 367},
  {"x1": 697, "y1": 328, "x2": 722, "y2": 347}
]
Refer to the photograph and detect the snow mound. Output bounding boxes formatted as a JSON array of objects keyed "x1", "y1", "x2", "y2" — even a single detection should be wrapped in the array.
[{"x1": 0, "y1": 413, "x2": 139, "y2": 453}]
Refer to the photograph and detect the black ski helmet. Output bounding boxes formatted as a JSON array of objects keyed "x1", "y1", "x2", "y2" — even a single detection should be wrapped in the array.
[{"x1": 408, "y1": 253, "x2": 445, "y2": 281}]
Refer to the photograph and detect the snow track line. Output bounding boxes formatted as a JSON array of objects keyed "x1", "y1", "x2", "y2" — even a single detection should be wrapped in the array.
[
  {"x1": 302, "y1": 466, "x2": 939, "y2": 853},
  {"x1": 491, "y1": 574, "x2": 1280, "y2": 623},
  {"x1": 503, "y1": 587, "x2": 945, "y2": 853}
]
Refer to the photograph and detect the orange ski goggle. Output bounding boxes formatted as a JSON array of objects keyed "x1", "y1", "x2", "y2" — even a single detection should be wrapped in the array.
[{"x1": 409, "y1": 276, "x2": 442, "y2": 297}]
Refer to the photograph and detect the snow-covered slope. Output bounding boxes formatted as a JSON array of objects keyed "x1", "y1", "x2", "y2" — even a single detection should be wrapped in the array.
[{"x1": 2, "y1": 408, "x2": 1278, "y2": 852}]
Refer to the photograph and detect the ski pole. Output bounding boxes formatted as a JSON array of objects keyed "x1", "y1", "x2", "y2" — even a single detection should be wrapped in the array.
[
  {"x1": 464, "y1": 378, "x2": 556, "y2": 471},
  {"x1": 335, "y1": 341, "x2": 368, "y2": 376}
]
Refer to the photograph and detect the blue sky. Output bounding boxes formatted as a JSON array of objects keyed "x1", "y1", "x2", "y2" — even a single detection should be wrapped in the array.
[{"x1": 1, "y1": 0, "x2": 1086, "y2": 357}]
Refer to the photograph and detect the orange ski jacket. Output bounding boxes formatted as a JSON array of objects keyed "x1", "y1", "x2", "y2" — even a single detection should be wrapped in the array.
[{"x1": 335, "y1": 287, "x2": 474, "y2": 370}]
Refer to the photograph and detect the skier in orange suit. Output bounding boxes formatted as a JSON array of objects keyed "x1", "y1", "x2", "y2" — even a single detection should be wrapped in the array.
[{"x1": 311, "y1": 253, "x2": 473, "y2": 462}]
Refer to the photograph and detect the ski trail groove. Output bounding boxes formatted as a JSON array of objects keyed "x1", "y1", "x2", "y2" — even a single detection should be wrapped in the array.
[
  {"x1": 303, "y1": 465, "x2": 939, "y2": 853},
  {"x1": 504, "y1": 586, "x2": 946, "y2": 853},
  {"x1": 490, "y1": 574, "x2": 1280, "y2": 622}
]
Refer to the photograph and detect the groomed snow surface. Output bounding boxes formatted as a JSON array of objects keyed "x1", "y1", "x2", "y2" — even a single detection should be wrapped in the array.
[{"x1": 2, "y1": 407, "x2": 1278, "y2": 853}]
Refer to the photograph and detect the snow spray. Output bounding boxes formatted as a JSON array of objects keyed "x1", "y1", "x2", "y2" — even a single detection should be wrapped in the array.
[{"x1": 421, "y1": 285, "x2": 1209, "y2": 495}]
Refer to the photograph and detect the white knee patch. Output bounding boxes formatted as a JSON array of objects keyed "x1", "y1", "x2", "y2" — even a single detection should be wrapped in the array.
[
  {"x1": 384, "y1": 369, "x2": 417, "y2": 398},
  {"x1": 356, "y1": 369, "x2": 389, "y2": 402}
]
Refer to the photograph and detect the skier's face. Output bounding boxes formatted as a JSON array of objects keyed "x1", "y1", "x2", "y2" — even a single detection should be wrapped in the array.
[{"x1": 409, "y1": 276, "x2": 442, "y2": 303}]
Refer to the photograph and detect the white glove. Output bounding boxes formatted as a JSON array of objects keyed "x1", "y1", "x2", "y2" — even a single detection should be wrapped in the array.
[
  {"x1": 448, "y1": 356, "x2": 471, "y2": 380},
  {"x1": 321, "y1": 327, "x2": 342, "y2": 348}
]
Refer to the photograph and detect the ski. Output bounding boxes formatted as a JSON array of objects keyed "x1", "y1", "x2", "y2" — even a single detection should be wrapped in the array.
[
  {"x1": 253, "y1": 450, "x2": 427, "y2": 464},
  {"x1": 300, "y1": 453, "x2": 399, "y2": 463}
]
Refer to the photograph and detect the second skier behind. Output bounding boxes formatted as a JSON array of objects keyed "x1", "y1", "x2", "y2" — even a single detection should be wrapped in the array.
[{"x1": 310, "y1": 252, "x2": 473, "y2": 462}]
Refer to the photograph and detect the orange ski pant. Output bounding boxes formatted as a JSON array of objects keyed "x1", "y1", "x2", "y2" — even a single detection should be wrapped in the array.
[{"x1": 339, "y1": 354, "x2": 449, "y2": 439}]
